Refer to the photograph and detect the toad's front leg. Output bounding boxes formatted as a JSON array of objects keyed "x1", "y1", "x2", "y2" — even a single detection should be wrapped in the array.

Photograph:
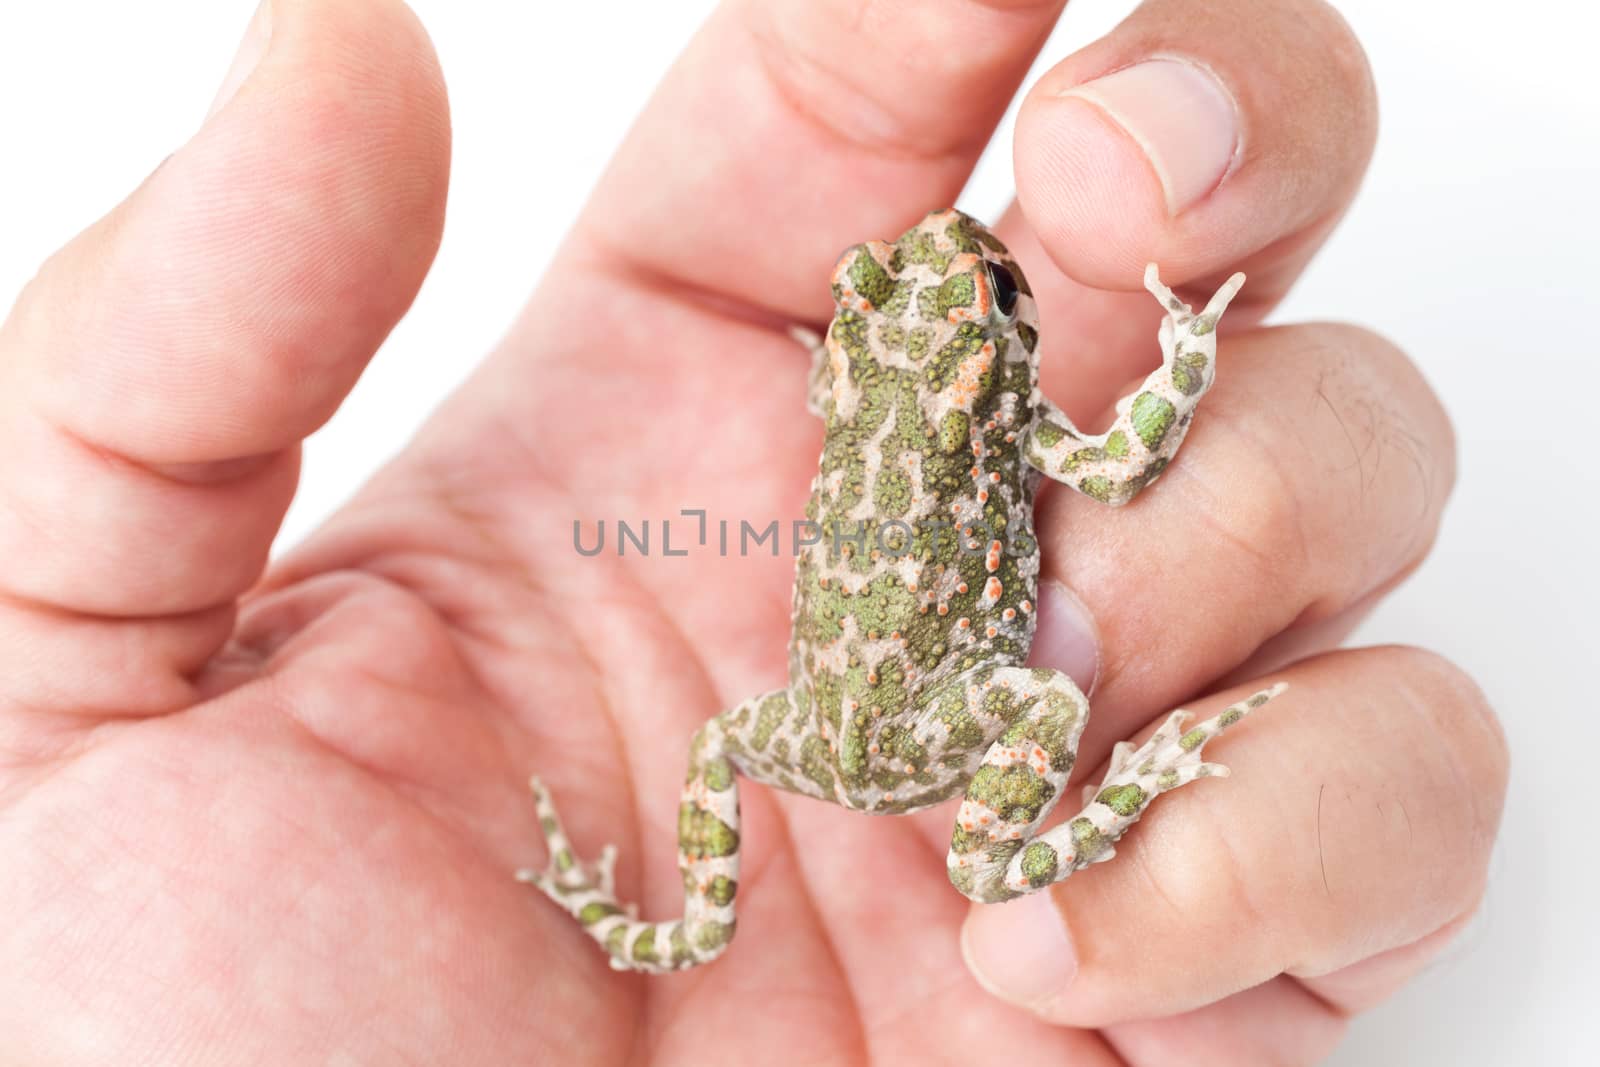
[{"x1": 1024, "y1": 267, "x2": 1245, "y2": 506}]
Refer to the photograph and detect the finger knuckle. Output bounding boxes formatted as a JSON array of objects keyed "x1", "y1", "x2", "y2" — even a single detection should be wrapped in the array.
[
  {"x1": 1363, "y1": 645, "x2": 1510, "y2": 903},
  {"x1": 1286, "y1": 323, "x2": 1457, "y2": 572},
  {"x1": 1385, "y1": 645, "x2": 1509, "y2": 791}
]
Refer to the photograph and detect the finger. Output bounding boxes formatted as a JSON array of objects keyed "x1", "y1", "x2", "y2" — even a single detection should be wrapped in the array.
[
  {"x1": 0, "y1": 0, "x2": 448, "y2": 710},
  {"x1": 1025, "y1": 322, "x2": 1456, "y2": 754},
  {"x1": 1013, "y1": 0, "x2": 1375, "y2": 299},
  {"x1": 1104, "y1": 977, "x2": 1345, "y2": 1067},
  {"x1": 571, "y1": 0, "x2": 1068, "y2": 319},
  {"x1": 997, "y1": 0, "x2": 1376, "y2": 413},
  {"x1": 960, "y1": 647, "x2": 1510, "y2": 1028}
]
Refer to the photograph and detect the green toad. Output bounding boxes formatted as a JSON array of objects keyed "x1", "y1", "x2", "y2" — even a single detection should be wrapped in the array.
[{"x1": 519, "y1": 209, "x2": 1284, "y2": 974}]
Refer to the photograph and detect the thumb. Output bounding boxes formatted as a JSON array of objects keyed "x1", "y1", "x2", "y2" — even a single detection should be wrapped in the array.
[{"x1": 0, "y1": 0, "x2": 449, "y2": 718}]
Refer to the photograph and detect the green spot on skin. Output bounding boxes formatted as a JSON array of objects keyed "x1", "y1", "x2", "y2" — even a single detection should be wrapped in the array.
[
  {"x1": 1219, "y1": 707, "x2": 1244, "y2": 728},
  {"x1": 983, "y1": 687, "x2": 1021, "y2": 724},
  {"x1": 895, "y1": 230, "x2": 954, "y2": 274},
  {"x1": 578, "y1": 901, "x2": 623, "y2": 926},
  {"x1": 1000, "y1": 697, "x2": 1079, "y2": 773},
  {"x1": 1069, "y1": 817, "x2": 1109, "y2": 860},
  {"x1": 1158, "y1": 769, "x2": 1180, "y2": 790},
  {"x1": 944, "y1": 215, "x2": 1007, "y2": 255},
  {"x1": 1032, "y1": 420, "x2": 1064, "y2": 449},
  {"x1": 873, "y1": 467, "x2": 911, "y2": 516},
  {"x1": 1131, "y1": 392, "x2": 1178, "y2": 451},
  {"x1": 1078, "y1": 475, "x2": 1114, "y2": 503},
  {"x1": 830, "y1": 310, "x2": 870, "y2": 362},
  {"x1": 1104, "y1": 430, "x2": 1130, "y2": 458},
  {"x1": 1096, "y1": 783, "x2": 1148, "y2": 817},
  {"x1": 1171, "y1": 352, "x2": 1209, "y2": 395},
  {"x1": 1020, "y1": 842, "x2": 1059, "y2": 887},
  {"x1": 707, "y1": 876, "x2": 737, "y2": 907},
  {"x1": 703, "y1": 757, "x2": 734, "y2": 792},
  {"x1": 800, "y1": 735, "x2": 836, "y2": 795},
  {"x1": 1179, "y1": 728, "x2": 1208, "y2": 751},
  {"x1": 926, "y1": 323, "x2": 984, "y2": 391},
  {"x1": 936, "y1": 272, "x2": 976, "y2": 316},
  {"x1": 670, "y1": 924, "x2": 694, "y2": 966},
  {"x1": 1061, "y1": 447, "x2": 1104, "y2": 473},
  {"x1": 554, "y1": 850, "x2": 574, "y2": 872},
  {"x1": 948, "y1": 864, "x2": 977, "y2": 896},
  {"x1": 605, "y1": 924, "x2": 628, "y2": 957},
  {"x1": 839, "y1": 705, "x2": 872, "y2": 784},
  {"x1": 968, "y1": 763, "x2": 1055, "y2": 825},
  {"x1": 632, "y1": 926, "x2": 659, "y2": 964},
  {"x1": 678, "y1": 804, "x2": 740, "y2": 858},
  {"x1": 694, "y1": 920, "x2": 736, "y2": 953},
  {"x1": 877, "y1": 720, "x2": 928, "y2": 777},
  {"x1": 934, "y1": 694, "x2": 979, "y2": 751},
  {"x1": 939, "y1": 410, "x2": 970, "y2": 453},
  {"x1": 750, "y1": 693, "x2": 790, "y2": 751},
  {"x1": 848, "y1": 249, "x2": 895, "y2": 309}
]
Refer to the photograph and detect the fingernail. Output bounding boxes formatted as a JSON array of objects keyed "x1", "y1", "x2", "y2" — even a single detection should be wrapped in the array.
[
  {"x1": 1028, "y1": 580, "x2": 1101, "y2": 694},
  {"x1": 1061, "y1": 58, "x2": 1240, "y2": 215},
  {"x1": 962, "y1": 893, "x2": 1079, "y2": 1009},
  {"x1": 206, "y1": 0, "x2": 274, "y2": 122}
]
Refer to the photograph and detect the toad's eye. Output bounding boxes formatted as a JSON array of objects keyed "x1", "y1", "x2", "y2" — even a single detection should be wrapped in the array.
[{"x1": 987, "y1": 263, "x2": 1021, "y2": 318}]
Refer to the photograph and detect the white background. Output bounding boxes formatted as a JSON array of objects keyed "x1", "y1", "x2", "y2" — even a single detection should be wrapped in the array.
[{"x1": 1, "y1": 2, "x2": 1595, "y2": 1063}]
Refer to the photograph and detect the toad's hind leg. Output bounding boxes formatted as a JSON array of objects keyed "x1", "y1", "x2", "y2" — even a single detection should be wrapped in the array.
[
  {"x1": 519, "y1": 705, "x2": 757, "y2": 974},
  {"x1": 938, "y1": 666, "x2": 1092, "y2": 902},
  {"x1": 948, "y1": 683, "x2": 1286, "y2": 904}
]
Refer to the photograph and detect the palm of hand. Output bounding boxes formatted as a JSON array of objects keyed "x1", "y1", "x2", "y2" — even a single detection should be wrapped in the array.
[{"x1": 15, "y1": 272, "x2": 1076, "y2": 1062}]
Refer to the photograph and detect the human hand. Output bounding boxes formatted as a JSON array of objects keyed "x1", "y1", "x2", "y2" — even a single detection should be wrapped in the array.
[{"x1": 0, "y1": 0, "x2": 1507, "y2": 1063}]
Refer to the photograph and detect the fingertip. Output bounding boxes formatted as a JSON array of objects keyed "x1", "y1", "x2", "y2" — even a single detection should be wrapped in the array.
[
  {"x1": 10, "y1": 0, "x2": 452, "y2": 465},
  {"x1": 0, "y1": 0, "x2": 452, "y2": 621},
  {"x1": 1015, "y1": 56, "x2": 1240, "y2": 289},
  {"x1": 1015, "y1": 90, "x2": 1173, "y2": 288},
  {"x1": 1014, "y1": 0, "x2": 1378, "y2": 297},
  {"x1": 961, "y1": 893, "x2": 1080, "y2": 1013}
]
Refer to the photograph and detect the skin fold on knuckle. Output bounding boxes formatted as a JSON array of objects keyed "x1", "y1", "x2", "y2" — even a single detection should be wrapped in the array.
[
  {"x1": 1300, "y1": 322, "x2": 1457, "y2": 581},
  {"x1": 1288, "y1": 647, "x2": 1507, "y2": 968},
  {"x1": 1377, "y1": 646, "x2": 1509, "y2": 858},
  {"x1": 1203, "y1": 323, "x2": 1454, "y2": 620}
]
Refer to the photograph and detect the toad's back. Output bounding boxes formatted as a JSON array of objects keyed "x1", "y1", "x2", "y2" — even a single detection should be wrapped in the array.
[{"x1": 786, "y1": 210, "x2": 1046, "y2": 723}]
